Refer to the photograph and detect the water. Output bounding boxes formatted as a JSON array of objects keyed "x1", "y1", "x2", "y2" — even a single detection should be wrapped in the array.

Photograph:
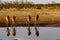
[{"x1": 0, "y1": 27, "x2": 60, "y2": 40}]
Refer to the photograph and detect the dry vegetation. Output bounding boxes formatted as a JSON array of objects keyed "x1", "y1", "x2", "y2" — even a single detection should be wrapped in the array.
[
  {"x1": 0, "y1": 1, "x2": 60, "y2": 10},
  {"x1": 0, "y1": 1, "x2": 60, "y2": 26}
]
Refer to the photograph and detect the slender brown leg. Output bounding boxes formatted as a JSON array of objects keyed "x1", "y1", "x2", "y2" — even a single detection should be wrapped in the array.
[
  {"x1": 34, "y1": 15, "x2": 39, "y2": 37},
  {"x1": 27, "y1": 15, "x2": 31, "y2": 36},
  {"x1": 6, "y1": 16, "x2": 10, "y2": 36},
  {"x1": 12, "y1": 16, "x2": 16, "y2": 36}
]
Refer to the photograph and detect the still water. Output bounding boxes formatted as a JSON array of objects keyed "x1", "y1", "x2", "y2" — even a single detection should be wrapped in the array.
[{"x1": 0, "y1": 27, "x2": 60, "y2": 40}]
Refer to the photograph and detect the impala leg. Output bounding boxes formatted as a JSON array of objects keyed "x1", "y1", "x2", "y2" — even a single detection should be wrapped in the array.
[
  {"x1": 27, "y1": 15, "x2": 31, "y2": 36},
  {"x1": 34, "y1": 15, "x2": 39, "y2": 37},
  {"x1": 12, "y1": 16, "x2": 16, "y2": 36},
  {"x1": 6, "y1": 16, "x2": 10, "y2": 36}
]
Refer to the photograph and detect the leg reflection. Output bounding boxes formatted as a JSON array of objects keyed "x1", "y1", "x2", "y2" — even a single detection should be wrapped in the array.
[
  {"x1": 27, "y1": 26, "x2": 31, "y2": 36},
  {"x1": 6, "y1": 27, "x2": 10, "y2": 36},
  {"x1": 12, "y1": 27, "x2": 16, "y2": 36},
  {"x1": 35, "y1": 27, "x2": 39, "y2": 37}
]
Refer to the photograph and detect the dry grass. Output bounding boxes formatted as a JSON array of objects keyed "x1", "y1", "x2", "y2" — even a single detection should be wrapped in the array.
[{"x1": 0, "y1": 8, "x2": 60, "y2": 26}]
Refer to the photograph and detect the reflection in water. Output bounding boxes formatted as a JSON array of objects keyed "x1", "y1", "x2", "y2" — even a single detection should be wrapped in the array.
[
  {"x1": 6, "y1": 27, "x2": 10, "y2": 36},
  {"x1": 0, "y1": 27, "x2": 60, "y2": 40},
  {"x1": 12, "y1": 28, "x2": 16, "y2": 36}
]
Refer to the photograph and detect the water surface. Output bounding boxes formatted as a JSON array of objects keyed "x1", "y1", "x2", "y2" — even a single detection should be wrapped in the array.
[{"x1": 0, "y1": 27, "x2": 60, "y2": 40}]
